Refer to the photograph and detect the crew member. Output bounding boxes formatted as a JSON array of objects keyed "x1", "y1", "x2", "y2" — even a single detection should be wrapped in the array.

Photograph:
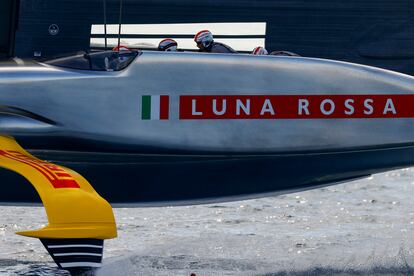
[
  {"x1": 269, "y1": 50, "x2": 300, "y2": 57},
  {"x1": 158, "y1": 38, "x2": 178, "y2": 51},
  {"x1": 251, "y1": 46, "x2": 268, "y2": 55},
  {"x1": 105, "y1": 45, "x2": 132, "y2": 71},
  {"x1": 112, "y1": 45, "x2": 131, "y2": 53},
  {"x1": 194, "y1": 30, "x2": 237, "y2": 54}
]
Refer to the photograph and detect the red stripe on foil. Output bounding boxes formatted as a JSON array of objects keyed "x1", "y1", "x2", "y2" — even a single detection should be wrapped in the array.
[{"x1": 0, "y1": 150, "x2": 80, "y2": 189}]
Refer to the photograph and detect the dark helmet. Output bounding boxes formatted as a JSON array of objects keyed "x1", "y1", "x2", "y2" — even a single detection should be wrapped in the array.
[{"x1": 158, "y1": 38, "x2": 178, "y2": 51}]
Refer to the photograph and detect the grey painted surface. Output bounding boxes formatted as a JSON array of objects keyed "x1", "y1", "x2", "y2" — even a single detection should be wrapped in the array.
[
  {"x1": 1, "y1": 51, "x2": 414, "y2": 153},
  {"x1": 2, "y1": 52, "x2": 414, "y2": 203}
]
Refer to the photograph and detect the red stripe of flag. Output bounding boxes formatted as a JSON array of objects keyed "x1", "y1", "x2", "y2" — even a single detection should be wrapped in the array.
[{"x1": 160, "y1": 95, "x2": 169, "y2": 120}]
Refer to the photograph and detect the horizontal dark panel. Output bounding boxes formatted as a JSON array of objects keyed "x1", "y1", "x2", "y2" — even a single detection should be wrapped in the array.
[{"x1": 91, "y1": 34, "x2": 265, "y2": 39}]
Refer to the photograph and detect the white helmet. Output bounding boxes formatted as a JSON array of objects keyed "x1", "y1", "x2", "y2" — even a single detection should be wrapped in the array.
[
  {"x1": 252, "y1": 46, "x2": 268, "y2": 55},
  {"x1": 158, "y1": 38, "x2": 178, "y2": 51},
  {"x1": 194, "y1": 30, "x2": 214, "y2": 48}
]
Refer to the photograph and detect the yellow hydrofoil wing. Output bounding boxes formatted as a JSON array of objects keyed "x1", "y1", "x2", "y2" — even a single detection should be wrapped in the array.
[{"x1": 0, "y1": 135, "x2": 117, "y2": 273}]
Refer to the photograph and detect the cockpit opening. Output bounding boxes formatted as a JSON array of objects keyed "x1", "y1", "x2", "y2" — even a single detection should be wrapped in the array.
[{"x1": 43, "y1": 50, "x2": 140, "y2": 71}]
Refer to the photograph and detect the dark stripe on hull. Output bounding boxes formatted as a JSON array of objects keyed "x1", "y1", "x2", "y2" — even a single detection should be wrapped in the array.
[{"x1": 1, "y1": 146, "x2": 414, "y2": 205}]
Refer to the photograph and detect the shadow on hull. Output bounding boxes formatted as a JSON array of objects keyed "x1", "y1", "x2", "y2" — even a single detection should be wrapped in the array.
[{"x1": 2, "y1": 144, "x2": 414, "y2": 206}]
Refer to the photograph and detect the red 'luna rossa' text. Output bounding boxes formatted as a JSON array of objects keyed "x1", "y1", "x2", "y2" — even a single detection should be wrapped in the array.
[{"x1": 179, "y1": 95, "x2": 414, "y2": 119}]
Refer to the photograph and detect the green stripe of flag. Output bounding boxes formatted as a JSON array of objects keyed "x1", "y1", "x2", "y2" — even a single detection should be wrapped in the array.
[{"x1": 142, "y1": 95, "x2": 151, "y2": 120}]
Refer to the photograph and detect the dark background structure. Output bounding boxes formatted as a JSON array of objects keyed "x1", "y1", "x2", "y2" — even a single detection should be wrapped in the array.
[{"x1": 1, "y1": 0, "x2": 414, "y2": 75}]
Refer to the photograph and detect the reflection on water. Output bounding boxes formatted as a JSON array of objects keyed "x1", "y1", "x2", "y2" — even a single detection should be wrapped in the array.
[
  {"x1": 0, "y1": 260, "x2": 67, "y2": 276},
  {"x1": 1, "y1": 168, "x2": 413, "y2": 275},
  {"x1": 95, "y1": 251, "x2": 413, "y2": 276}
]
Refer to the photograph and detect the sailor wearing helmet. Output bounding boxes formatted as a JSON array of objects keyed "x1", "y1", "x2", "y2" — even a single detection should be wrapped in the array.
[
  {"x1": 251, "y1": 46, "x2": 268, "y2": 55},
  {"x1": 194, "y1": 30, "x2": 237, "y2": 54},
  {"x1": 158, "y1": 38, "x2": 178, "y2": 51},
  {"x1": 104, "y1": 45, "x2": 132, "y2": 71},
  {"x1": 269, "y1": 50, "x2": 300, "y2": 57}
]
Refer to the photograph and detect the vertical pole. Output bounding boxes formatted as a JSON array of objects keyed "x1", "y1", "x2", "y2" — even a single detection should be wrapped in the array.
[
  {"x1": 117, "y1": 0, "x2": 123, "y2": 49},
  {"x1": 103, "y1": 0, "x2": 107, "y2": 50}
]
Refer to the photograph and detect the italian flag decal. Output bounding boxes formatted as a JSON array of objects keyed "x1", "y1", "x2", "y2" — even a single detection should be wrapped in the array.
[{"x1": 141, "y1": 95, "x2": 169, "y2": 120}]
